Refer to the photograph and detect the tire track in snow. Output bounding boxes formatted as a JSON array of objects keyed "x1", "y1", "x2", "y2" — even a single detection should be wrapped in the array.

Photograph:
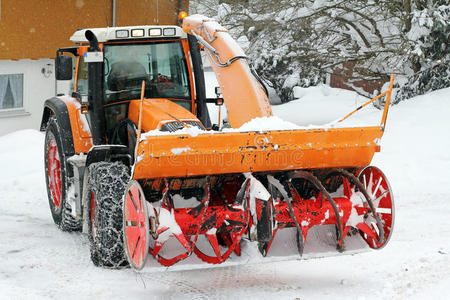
[
  {"x1": 139, "y1": 272, "x2": 210, "y2": 300},
  {"x1": 378, "y1": 254, "x2": 450, "y2": 299},
  {"x1": 138, "y1": 261, "x2": 299, "y2": 299}
]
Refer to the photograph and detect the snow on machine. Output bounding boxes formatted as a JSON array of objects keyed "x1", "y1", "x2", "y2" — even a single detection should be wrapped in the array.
[{"x1": 42, "y1": 13, "x2": 394, "y2": 270}]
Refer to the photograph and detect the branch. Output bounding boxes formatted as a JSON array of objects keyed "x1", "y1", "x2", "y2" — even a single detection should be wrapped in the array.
[
  {"x1": 327, "y1": 14, "x2": 372, "y2": 49},
  {"x1": 336, "y1": 5, "x2": 386, "y2": 48}
]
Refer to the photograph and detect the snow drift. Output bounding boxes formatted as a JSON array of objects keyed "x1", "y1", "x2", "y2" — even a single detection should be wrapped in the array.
[{"x1": 1, "y1": 86, "x2": 449, "y2": 299}]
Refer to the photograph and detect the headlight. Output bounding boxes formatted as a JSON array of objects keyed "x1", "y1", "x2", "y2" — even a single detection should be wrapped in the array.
[
  {"x1": 131, "y1": 29, "x2": 145, "y2": 37},
  {"x1": 115, "y1": 30, "x2": 129, "y2": 38},
  {"x1": 163, "y1": 28, "x2": 176, "y2": 36},
  {"x1": 149, "y1": 28, "x2": 162, "y2": 36}
]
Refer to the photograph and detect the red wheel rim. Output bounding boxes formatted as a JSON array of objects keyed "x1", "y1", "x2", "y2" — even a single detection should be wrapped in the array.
[
  {"x1": 47, "y1": 133, "x2": 62, "y2": 209},
  {"x1": 358, "y1": 166, "x2": 394, "y2": 249},
  {"x1": 123, "y1": 180, "x2": 150, "y2": 270}
]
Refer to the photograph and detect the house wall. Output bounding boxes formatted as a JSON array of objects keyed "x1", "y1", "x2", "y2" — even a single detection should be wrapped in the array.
[
  {"x1": 0, "y1": 59, "x2": 56, "y2": 136},
  {"x1": 0, "y1": 0, "x2": 188, "y2": 60},
  {"x1": 330, "y1": 61, "x2": 387, "y2": 97},
  {"x1": 0, "y1": 0, "x2": 188, "y2": 136}
]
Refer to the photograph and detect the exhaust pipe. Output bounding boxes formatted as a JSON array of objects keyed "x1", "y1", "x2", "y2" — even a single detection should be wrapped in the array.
[
  {"x1": 85, "y1": 30, "x2": 106, "y2": 145},
  {"x1": 85, "y1": 30, "x2": 100, "y2": 51}
]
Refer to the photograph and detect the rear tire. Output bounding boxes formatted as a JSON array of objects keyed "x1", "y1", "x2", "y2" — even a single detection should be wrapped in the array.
[
  {"x1": 44, "y1": 117, "x2": 81, "y2": 231},
  {"x1": 87, "y1": 161, "x2": 130, "y2": 268}
]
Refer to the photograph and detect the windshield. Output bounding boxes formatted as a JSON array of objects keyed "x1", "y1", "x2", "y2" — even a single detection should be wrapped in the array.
[{"x1": 103, "y1": 42, "x2": 191, "y2": 107}]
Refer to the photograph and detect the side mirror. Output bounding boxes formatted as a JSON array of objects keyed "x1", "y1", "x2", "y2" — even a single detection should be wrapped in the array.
[
  {"x1": 205, "y1": 97, "x2": 224, "y2": 106},
  {"x1": 55, "y1": 55, "x2": 73, "y2": 80}
]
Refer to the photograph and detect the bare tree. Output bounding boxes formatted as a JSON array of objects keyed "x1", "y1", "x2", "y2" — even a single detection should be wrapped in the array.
[{"x1": 190, "y1": 0, "x2": 449, "y2": 102}]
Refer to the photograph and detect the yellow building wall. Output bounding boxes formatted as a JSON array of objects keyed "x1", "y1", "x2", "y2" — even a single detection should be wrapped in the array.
[{"x1": 0, "y1": 0, "x2": 188, "y2": 60}]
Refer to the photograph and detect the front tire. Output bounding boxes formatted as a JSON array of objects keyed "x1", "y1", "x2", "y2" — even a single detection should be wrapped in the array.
[
  {"x1": 44, "y1": 117, "x2": 81, "y2": 231},
  {"x1": 87, "y1": 161, "x2": 130, "y2": 268}
]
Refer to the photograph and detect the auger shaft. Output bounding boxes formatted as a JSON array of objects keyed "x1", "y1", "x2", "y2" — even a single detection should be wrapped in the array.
[{"x1": 142, "y1": 167, "x2": 392, "y2": 267}]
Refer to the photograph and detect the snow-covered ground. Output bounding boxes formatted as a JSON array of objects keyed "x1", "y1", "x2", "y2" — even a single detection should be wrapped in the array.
[{"x1": 1, "y1": 86, "x2": 449, "y2": 299}]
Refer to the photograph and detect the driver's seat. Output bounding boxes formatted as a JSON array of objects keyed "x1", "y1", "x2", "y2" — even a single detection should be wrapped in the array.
[{"x1": 107, "y1": 61, "x2": 147, "y2": 102}]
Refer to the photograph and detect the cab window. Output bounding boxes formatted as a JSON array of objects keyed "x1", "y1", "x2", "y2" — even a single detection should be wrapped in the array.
[
  {"x1": 76, "y1": 57, "x2": 89, "y2": 95},
  {"x1": 103, "y1": 41, "x2": 191, "y2": 110}
]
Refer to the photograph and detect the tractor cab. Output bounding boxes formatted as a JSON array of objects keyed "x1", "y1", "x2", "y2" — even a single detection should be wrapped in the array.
[{"x1": 56, "y1": 25, "x2": 211, "y2": 147}]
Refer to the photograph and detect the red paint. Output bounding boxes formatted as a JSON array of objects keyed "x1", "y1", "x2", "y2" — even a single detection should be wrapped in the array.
[
  {"x1": 124, "y1": 184, "x2": 149, "y2": 268},
  {"x1": 358, "y1": 166, "x2": 394, "y2": 249},
  {"x1": 47, "y1": 135, "x2": 62, "y2": 208},
  {"x1": 149, "y1": 179, "x2": 250, "y2": 266},
  {"x1": 143, "y1": 168, "x2": 394, "y2": 267}
]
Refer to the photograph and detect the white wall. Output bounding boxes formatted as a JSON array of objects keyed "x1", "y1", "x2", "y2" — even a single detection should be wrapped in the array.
[{"x1": 0, "y1": 59, "x2": 57, "y2": 136}]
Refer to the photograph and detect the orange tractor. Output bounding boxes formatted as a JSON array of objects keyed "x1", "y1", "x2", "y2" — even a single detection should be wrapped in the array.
[{"x1": 42, "y1": 14, "x2": 394, "y2": 270}]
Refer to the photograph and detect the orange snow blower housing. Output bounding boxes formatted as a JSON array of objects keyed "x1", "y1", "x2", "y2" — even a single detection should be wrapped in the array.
[{"x1": 41, "y1": 14, "x2": 394, "y2": 270}]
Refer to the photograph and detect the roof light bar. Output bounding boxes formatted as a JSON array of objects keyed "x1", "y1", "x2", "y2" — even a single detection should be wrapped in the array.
[
  {"x1": 131, "y1": 29, "x2": 145, "y2": 37},
  {"x1": 115, "y1": 30, "x2": 129, "y2": 38},
  {"x1": 149, "y1": 28, "x2": 162, "y2": 36},
  {"x1": 163, "y1": 28, "x2": 176, "y2": 36},
  {"x1": 70, "y1": 26, "x2": 186, "y2": 43}
]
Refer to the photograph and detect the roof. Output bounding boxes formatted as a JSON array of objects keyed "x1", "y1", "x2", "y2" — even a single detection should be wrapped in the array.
[{"x1": 70, "y1": 25, "x2": 187, "y2": 43}]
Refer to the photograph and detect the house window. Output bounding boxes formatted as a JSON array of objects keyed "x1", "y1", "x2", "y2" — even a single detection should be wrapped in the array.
[{"x1": 0, "y1": 74, "x2": 24, "y2": 110}]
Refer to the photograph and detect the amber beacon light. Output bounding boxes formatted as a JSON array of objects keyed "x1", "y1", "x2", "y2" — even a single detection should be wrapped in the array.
[{"x1": 178, "y1": 11, "x2": 188, "y2": 21}]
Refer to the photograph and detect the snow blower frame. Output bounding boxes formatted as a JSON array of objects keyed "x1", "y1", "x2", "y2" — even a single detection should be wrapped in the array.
[{"x1": 41, "y1": 14, "x2": 395, "y2": 270}]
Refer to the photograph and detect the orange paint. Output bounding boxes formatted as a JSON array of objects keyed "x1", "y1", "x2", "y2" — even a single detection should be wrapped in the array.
[
  {"x1": 128, "y1": 98, "x2": 199, "y2": 132},
  {"x1": 182, "y1": 15, "x2": 272, "y2": 128},
  {"x1": 59, "y1": 97, "x2": 93, "y2": 153},
  {"x1": 181, "y1": 39, "x2": 197, "y2": 114},
  {"x1": 60, "y1": 17, "x2": 393, "y2": 184},
  {"x1": 73, "y1": 56, "x2": 80, "y2": 92},
  {"x1": 133, "y1": 126, "x2": 383, "y2": 179}
]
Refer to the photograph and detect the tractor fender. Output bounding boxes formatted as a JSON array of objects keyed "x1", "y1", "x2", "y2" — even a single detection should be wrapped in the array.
[
  {"x1": 41, "y1": 97, "x2": 76, "y2": 157},
  {"x1": 41, "y1": 96, "x2": 93, "y2": 154},
  {"x1": 85, "y1": 145, "x2": 132, "y2": 169}
]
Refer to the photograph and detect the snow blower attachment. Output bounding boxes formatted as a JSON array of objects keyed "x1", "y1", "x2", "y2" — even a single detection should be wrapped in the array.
[{"x1": 42, "y1": 14, "x2": 394, "y2": 270}]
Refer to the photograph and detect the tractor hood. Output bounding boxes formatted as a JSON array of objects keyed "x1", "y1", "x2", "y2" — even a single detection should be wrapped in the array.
[{"x1": 128, "y1": 98, "x2": 201, "y2": 132}]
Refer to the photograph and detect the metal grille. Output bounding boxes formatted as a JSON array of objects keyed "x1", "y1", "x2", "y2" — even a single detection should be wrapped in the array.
[{"x1": 161, "y1": 121, "x2": 205, "y2": 132}]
